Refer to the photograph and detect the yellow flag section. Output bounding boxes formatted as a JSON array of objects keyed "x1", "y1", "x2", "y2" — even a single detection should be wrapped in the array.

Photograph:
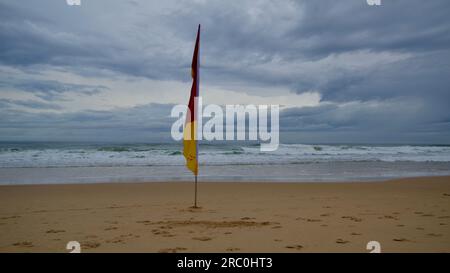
[
  {"x1": 183, "y1": 25, "x2": 200, "y2": 176},
  {"x1": 183, "y1": 120, "x2": 197, "y2": 175}
]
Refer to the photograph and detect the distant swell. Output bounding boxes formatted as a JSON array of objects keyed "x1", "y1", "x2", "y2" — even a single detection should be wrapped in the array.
[{"x1": 1, "y1": 143, "x2": 450, "y2": 168}]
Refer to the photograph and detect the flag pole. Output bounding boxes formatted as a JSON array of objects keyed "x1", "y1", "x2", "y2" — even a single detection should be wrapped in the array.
[
  {"x1": 194, "y1": 24, "x2": 200, "y2": 208},
  {"x1": 194, "y1": 174, "x2": 198, "y2": 208}
]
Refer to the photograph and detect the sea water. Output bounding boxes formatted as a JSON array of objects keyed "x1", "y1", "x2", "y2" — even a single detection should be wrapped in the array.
[{"x1": 0, "y1": 142, "x2": 450, "y2": 184}]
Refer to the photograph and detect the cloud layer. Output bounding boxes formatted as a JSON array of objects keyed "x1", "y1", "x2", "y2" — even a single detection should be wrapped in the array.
[{"x1": 0, "y1": 0, "x2": 449, "y2": 143}]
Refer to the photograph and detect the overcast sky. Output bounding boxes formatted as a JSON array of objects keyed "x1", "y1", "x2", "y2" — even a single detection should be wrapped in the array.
[{"x1": 0, "y1": 0, "x2": 449, "y2": 143}]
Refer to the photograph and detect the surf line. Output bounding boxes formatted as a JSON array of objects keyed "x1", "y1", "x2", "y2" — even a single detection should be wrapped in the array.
[{"x1": 171, "y1": 96, "x2": 279, "y2": 152}]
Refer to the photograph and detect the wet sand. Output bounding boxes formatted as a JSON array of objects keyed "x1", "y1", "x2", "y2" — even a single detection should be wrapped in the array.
[{"x1": 0, "y1": 176, "x2": 449, "y2": 252}]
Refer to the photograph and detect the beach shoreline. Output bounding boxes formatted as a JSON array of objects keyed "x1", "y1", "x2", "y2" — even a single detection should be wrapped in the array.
[{"x1": 0, "y1": 176, "x2": 449, "y2": 252}]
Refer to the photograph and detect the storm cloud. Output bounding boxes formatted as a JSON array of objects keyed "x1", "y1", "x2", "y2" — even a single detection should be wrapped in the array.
[{"x1": 0, "y1": 0, "x2": 449, "y2": 143}]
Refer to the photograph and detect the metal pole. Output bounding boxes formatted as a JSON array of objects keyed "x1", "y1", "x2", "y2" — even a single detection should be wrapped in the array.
[{"x1": 194, "y1": 175, "x2": 198, "y2": 208}]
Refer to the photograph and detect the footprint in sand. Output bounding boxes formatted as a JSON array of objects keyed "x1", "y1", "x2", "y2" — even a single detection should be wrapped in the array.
[
  {"x1": 226, "y1": 247, "x2": 240, "y2": 252},
  {"x1": 158, "y1": 247, "x2": 187, "y2": 253},
  {"x1": 350, "y1": 232, "x2": 362, "y2": 236},
  {"x1": 393, "y1": 238, "x2": 409, "y2": 242},
  {"x1": 151, "y1": 229, "x2": 174, "y2": 237},
  {"x1": 285, "y1": 244, "x2": 303, "y2": 250},
  {"x1": 427, "y1": 233, "x2": 442, "y2": 237},
  {"x1": 46, "y1": 229, "x2": 65, "y2": 234},
  {"x1": 106, "y1": 234, "x2": 139, "y2": 244},
  {"x1": 296, "y1": 217, "x2": 321, "y2": 222},
  {"x1": 12, "y1": 241, "x2": 33, "y2": 248},
  {"x1": 136, "y1": 220, "x2": 152, "y2": 225},
  {"x1": 443, "y1": 193, "x2": 450, "y2": 197},
  {"x1": 421, "y1": 214, "x2": 434, "y2": 217},
  {"x1": 224, "y1": 232, "x2": 232, "y2": 235},
  {"x1": 1, "y1": 215, "x2": 21, "y2": 220},
  {"x1": 380, "y1": 215, "x2": 398, "y2": 220},
  {"x1": 192, "y1": 236, "x2": 212, "y2": 241},
  {"x1": 336, "y1": 239, "x2": 349, "y2": 244},
  {"x1": 83, "y1": 241, "x2": 101, "y2": 249},
  {"x1": 342, "y1": 216, "x2": 362, "y2": 222},
  {"x1": 104, "y1": 226, "x2": 118, "y2": 231},
  {"x1": 105, "y1": 238, "x2": 124, "y2": 244},
  {"x1": 274, "y1": 239, "x2": 282, "y2": 242},
  {"x1": 119, "y1": 233, "x2": 136, "y2": 239}
]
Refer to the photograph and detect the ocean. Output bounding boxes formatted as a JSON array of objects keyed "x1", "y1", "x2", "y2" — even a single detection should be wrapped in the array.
[{"x1": 1, "y1": 142, "x2": 450, "y2": 184}]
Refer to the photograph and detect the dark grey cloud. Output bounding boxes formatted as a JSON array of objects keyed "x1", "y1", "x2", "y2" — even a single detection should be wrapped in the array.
[
  {"x1": 1, "y1": 1, "x2": 449, "y2": 78},
  {"x1": 0, "y1": 0, "x2": 449, "y2": 143},
  {"x1": 288, "y1": 1, "x2": 450, "y2": 58},
  {"x1": 0, "y1": 78, "x2": 107, "y2": 100},
  {"x1": 293, "y1": 50, "x2": 450, "y2": 102},
  {"x1": 0, "y1": 98, "x2": 62, "y2": 110},
  {"x1": 0, "y1": 103, "x2": 176, "y2": 142},
  {"x1": 280, "y1": 99, "x2": 450, "y2": 144}
]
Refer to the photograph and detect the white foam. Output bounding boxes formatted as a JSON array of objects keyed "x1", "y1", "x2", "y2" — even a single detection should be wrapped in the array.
[{"x1": 1, "y1": 144, "x2": 450, "y2": 168}]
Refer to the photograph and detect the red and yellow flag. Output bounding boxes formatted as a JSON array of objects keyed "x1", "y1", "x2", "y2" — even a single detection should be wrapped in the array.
[{"x1": 183, "y1": 25, "x2": 200, "y2": 176}]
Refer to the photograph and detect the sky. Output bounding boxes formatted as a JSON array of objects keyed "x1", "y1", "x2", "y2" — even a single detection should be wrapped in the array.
[{"x1": 0, "y1": 0, "x2": 449, "y2": 144}]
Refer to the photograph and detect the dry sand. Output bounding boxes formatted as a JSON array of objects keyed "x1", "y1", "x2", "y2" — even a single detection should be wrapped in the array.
[{"x1": 0, "y1": 176, "x2": 449, "y2": 253}]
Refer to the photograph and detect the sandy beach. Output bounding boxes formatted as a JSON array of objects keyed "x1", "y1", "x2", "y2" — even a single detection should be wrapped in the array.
[{"x1": 0, "y1": 176, "x2": 449, "y2": 253}]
